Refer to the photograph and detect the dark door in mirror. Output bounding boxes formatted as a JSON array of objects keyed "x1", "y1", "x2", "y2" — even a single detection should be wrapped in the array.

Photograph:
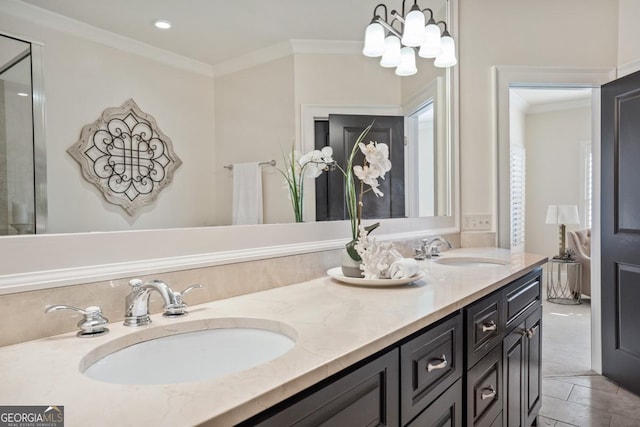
[{"x1": 315, "y1": 114, "x2": 405, "y2": 222}]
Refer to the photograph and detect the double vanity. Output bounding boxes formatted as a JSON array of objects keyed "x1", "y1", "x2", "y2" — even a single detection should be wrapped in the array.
[{"x1": 0, "y1": 248, "x2": 546, "y2": 426}]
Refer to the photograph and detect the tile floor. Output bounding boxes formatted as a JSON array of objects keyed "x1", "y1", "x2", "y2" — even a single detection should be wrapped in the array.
[{"x1": 540, "y1": 298, "x2": 640, "y2": 427}]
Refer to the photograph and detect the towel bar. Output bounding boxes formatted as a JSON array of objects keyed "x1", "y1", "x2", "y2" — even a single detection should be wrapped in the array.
[{"x1": 224, "y1": 160, "x2": 276, "y2": 170}]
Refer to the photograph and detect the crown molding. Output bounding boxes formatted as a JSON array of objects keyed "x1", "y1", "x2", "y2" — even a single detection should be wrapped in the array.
[
  {"x1": 213, "y1": 40, "x2": 294, "y2": 77},
  {"x1": 290, "y1": 39, "x2": 362, "y2": 55},
  {"x1": 2, "y1": 0, "x2": 214, "y2": 77},
  {"x1": 618, "y1": 58, "x2": 640, "y2": 78}
]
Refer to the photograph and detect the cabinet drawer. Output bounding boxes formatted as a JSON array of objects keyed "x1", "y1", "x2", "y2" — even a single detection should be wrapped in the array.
[
  {"x1": 406, "y1": 378, "x2": 463, "y2": 427},
  {"x1": 249, "y1": 348, "x2": 399, "y2": 427},
  {"x1": 400, "y1": 313, "x2": 463, "y2": 425},
  {"x1": 467, "y1": 343, "x2": 503, "y2": 427},
  {"x1": 466, "y1": 291, "x2": 502, "y2": 368},
  {"x1": 504, "y1": 269, "x2": 542, "y2": 331}
]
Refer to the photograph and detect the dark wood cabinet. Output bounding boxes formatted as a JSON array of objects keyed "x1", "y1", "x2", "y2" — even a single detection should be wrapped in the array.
[
  {"x1": 466, "y1": 268, "x2": 543, "y2": 427},
  {"x1": 238, "y1": 268, "x2": 543, "y2": 427}
]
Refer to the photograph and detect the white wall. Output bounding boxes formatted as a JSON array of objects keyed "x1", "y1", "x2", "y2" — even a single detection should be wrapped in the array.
[
  {"x1": 458, "y1": 0, "x2": 618, "y2": 228},
  {"x1": 0, "y1": 12, "x2": 217, "y2": 233},
  {"x1": 524, "y1": 106, "x2": 591, "y2": 257}
]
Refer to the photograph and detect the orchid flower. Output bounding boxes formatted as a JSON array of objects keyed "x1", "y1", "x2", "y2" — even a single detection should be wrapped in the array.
[{"x1": 277, "y1": 145, "x2": 334, "y2": 222}]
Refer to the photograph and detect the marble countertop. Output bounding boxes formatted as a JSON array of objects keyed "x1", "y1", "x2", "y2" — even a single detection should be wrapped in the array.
[{"x1": 0, "y1": 248, "x2": 546, "y2": 426}]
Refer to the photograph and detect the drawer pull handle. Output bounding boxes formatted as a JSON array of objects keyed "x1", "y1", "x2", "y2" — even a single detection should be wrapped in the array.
[
  {"x1": 427, "y1": 355, "x2": 448, "y2": 372},
  {"x1": 481, "y1": 385, "x2": 496, "y2": 400},
  {"x1": 482, "y1": 321, "x2": 497, "y2": 332}
]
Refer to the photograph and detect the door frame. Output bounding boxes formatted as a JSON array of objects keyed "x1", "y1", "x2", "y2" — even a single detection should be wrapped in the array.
[{"x1": 494, "y1": 65, "x2": 615, "y2": 373}]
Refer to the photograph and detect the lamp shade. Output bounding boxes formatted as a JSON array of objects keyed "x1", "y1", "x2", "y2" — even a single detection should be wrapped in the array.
[
  {"x1": 380, "y1": 35, "x2": 402, "y2": 67},
  {"x1": 418, "y1": 21, "x2": 442, "y2": 58},
  {"x1": 362, "y1": 22, "x2": 386, "y2": 57},
  {"x1": 433, "y1": 33, "x2": 457, "y2": 68},
  {"x1": 545, "y1": 205, "x2": 580, "y2": 225},
  {"x1": 401, "y1": 7, "x2": 426, "y2": 47},
  {"x1": 395, "y1": 47, "x2": 417, "y2": 76}
]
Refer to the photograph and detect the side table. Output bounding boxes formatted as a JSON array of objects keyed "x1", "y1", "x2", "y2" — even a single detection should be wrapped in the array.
[{"x1": 546, "y1": 258, "x2": 582, "y2": 304}]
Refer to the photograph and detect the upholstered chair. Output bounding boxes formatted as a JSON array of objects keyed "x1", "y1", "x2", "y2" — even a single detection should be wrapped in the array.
[{"x1": 567, "y1": 229, "x2": 591, "y2": 297}]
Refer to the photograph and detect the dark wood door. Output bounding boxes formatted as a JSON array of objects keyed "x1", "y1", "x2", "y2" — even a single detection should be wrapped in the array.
[
  {"x1": 315, "y1": 114, "x2": 405, "y2": 221},
  {"x1": 602, "y1": 70, "x2": 640, "y2": 396}
]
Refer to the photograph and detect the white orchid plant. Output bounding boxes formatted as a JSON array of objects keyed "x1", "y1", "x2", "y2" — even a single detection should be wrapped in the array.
[
  {"x1": 335, "y1": 123, "x2": 392, "y2": 262},
  {"x1": 275, "y1": 123, "x2": 391, "y2": 254},
  {"x1": 277, "y1": 145, "x2": 334, "y2": 222}
]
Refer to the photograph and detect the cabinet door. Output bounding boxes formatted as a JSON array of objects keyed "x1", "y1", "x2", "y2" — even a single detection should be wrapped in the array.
[
  {"x1": 502, "y1": 306, "x2": 542, "y2": 427},
  {"x1": 525, "y1": 306, "x2": 542, "y2": 427},
  {"x1": 406, "y1": 379, "x2": 463, "y2": 427},
  {"x1": 250, "y1": 349, "x2": 399, "y2": 427},
  {"x1": 503, "y1": 321, "x2": 526, "y2": 427}
]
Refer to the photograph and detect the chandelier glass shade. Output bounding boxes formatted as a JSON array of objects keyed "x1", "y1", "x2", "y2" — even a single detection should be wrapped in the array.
[{"x1": 362, "y1": 0, "x2": 457, "y2": 76}]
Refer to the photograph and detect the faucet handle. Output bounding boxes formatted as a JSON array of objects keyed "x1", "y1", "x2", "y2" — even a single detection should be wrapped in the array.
[
  {"x1": 414, "y1": 246, "x2": 427, "y2": 260},
  {"x1": 128, "y1": 278, "x2": 143, "y2": 288},
  {"x1": 164, "y1": 284, "x2": 203, "y2": 317},
  {"x1": 45, "y1": 305, "x2": 109, "y2": 337}
]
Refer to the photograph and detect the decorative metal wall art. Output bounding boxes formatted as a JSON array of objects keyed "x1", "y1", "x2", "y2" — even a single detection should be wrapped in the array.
[{"x1": 68, "y1": 99, "x2": 182, "y2": 215}]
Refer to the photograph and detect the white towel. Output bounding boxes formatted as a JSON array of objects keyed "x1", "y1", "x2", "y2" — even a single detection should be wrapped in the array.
[
  {"x1": 232, "y1": 162, "x2": 263, "y2": 225},
  {"x1": 389, "y1": 258, "x2": 420, "y2": 279}
]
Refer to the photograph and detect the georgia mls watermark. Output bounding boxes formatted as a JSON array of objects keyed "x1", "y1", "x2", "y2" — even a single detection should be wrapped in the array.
[{"x1": 0, "y1": 406, "x2": 64, "y2": 427}]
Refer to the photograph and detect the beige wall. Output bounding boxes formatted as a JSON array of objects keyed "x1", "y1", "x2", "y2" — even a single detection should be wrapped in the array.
[
  {"x1": 524, "y1": 106, "x2": 591, "y2": 257},
  {"x1": 0, "y1": 12, "x2": 217, "y2": 233},
  {"x1": 214, "y1": 53, "x2": 402, "y2": 225},
  {"x1": 458, "y1": 0, "x2": 618, "y2": 226},
  {"x1": 214, "y1": 56, "x2": 296, "y2": 225},
  {"x1": 618, "y1": 0, "x2": 640, "y2": 69},
  {"x1": 294, "y1": 54, "x2": 401, "y2": 107}
]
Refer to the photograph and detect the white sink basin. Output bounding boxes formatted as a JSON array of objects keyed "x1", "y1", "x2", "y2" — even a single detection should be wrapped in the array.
[
  {"x1": 435, "y1": 257, "x2": 509, "y2": 268},
  {"x1": 82, "y1": 324, "x2": 296, "y2": 385}
]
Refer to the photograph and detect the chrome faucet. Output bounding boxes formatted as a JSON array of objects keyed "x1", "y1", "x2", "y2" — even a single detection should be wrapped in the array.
[
  {"x1": 419, "y1": 236, "x2": 453, "y2": 259},
  {"x1": 124, "y1": 279, "x2": 203, "y2": 326}
]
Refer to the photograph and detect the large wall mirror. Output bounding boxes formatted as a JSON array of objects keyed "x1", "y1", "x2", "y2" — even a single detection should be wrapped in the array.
[{"x1": 0, "y1": 0, "x2": 458, "y2": 287}]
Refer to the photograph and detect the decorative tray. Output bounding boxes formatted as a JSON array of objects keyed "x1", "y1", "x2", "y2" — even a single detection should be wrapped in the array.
[{"x1": 327, "y1": 267, "x2": 423, "y2": 287}]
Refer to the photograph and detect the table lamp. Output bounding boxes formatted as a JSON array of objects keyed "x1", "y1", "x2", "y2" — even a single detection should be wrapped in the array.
[{"x1": 546, "y1": 205, "x2": 580, "y2": 259}]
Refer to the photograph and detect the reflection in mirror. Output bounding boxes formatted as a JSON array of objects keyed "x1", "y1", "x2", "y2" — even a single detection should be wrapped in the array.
[
  {"x1": 0, "y1": 34, "x2": 34, "y2": 235},
  {"x1": 0, "y1": 0, "x2": 453, "y2": 235}
]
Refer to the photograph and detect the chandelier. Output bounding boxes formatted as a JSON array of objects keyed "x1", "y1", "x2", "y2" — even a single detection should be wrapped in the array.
[{"x1": 362, "y1": 1, "x2": 457, "y2": 76}]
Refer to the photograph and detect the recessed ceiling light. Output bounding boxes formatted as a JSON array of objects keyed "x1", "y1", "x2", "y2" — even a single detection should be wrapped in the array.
[
  {"x1": 154, "y1": 20, "x2": 171, "y2": 30},
  {"x1": 17, "y1": 92, "x2": 29, "y2": 97}
]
